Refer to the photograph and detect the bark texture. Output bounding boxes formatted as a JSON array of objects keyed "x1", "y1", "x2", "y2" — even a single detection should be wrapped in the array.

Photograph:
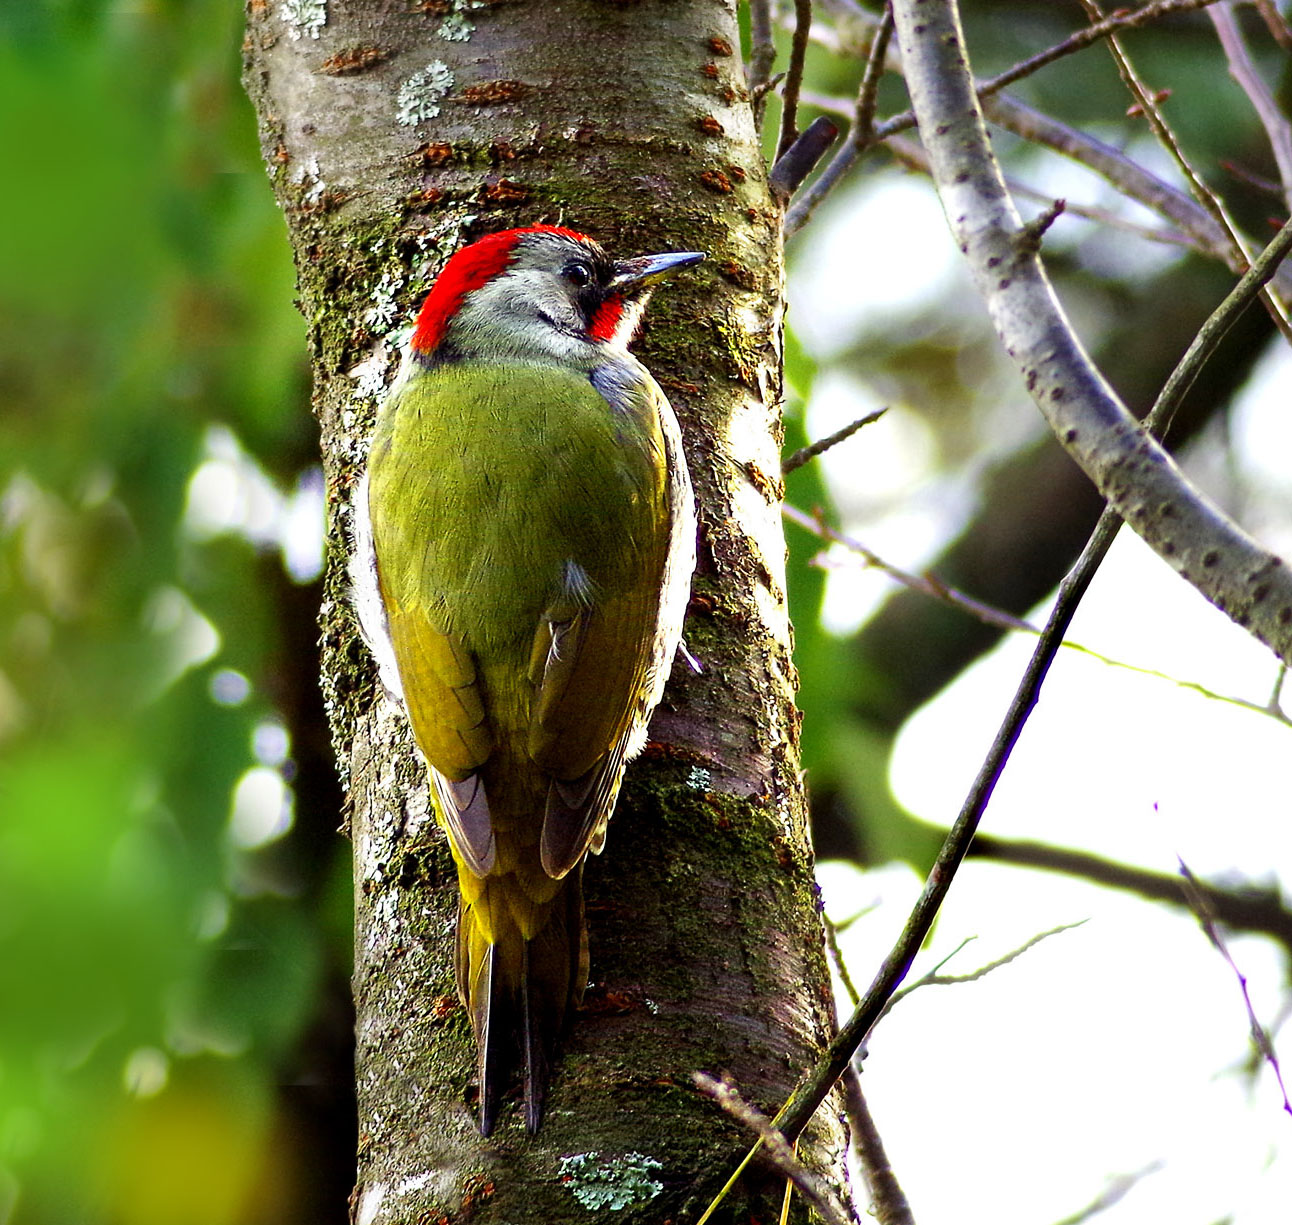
[{"x1": 242, "y1": 2, "x2": 845, "y2": 1221}]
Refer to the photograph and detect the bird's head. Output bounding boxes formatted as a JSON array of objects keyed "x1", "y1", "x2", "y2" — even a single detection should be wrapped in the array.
[{"x1": 410, "y1": 226, "x2": 704, "y2": 366}]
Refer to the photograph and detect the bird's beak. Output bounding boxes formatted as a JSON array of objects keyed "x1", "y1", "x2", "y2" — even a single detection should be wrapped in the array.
[{"x1": 610, "y1": 250, "x2": 706, "y2": 291}]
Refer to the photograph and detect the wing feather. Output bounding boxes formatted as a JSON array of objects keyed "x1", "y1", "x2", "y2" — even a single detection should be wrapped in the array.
[
  {"x1": 383, "y1": 594, "x2": 496, "y2": 874},
  {"x1": 540, "y1": 735, "x2": 631, "y2": 879},
  {"x1": 528, "y1": 584, "x2": 663, "y2": 877}
]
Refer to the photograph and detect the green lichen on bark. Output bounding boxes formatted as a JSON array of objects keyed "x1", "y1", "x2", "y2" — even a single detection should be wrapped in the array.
[{"x1": 558, "y1": 1151, "x2": 664, "y2": 1212}]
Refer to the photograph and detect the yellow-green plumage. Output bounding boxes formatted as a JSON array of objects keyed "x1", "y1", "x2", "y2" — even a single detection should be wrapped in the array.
[
  {"x1": 368, "y1": 360, "x2": 675, "y2": 1131},
  {"x1": 356, "y1": 226, "x2": 699, "y2": 1134}
]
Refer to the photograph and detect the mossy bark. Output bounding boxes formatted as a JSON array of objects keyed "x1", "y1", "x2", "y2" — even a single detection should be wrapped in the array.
[{"x1": 243, "y1": 1, "x2": 847, "y2": 1220}]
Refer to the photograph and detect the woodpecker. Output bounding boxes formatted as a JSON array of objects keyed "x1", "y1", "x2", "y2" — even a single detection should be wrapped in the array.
[{"x1": 351, "y1": 226, "x2": 702, "y2": 1134}]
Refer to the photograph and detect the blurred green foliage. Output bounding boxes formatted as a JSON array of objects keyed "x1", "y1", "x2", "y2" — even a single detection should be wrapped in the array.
[{"x1": 0, "y1": 4, "x2": 346, "y2": 1221}]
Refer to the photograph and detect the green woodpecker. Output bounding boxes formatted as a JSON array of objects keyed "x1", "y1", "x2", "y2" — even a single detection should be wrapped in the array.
[{"x1": 352, "y1": 226, "x2": 702, "y2": 1134}]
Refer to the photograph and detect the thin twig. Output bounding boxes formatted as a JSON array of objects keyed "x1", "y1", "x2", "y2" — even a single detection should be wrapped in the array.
[
  {"x1": 1221, "y1": 157, "x2": 1286, "y2": 198},
  {"x1": 778, "y1": 0, "x2": 815, "y2": 162},
  {"x1": 1078, "y1": 0, "x2": 1292, "y2": 338},
  {"x1": 794, "y1": 0, "x2": 1292, "y2": 291},
  {"x1": 877, "y1": 922, "x2": 1087, "y2": 1022},
  {"x1": 1271, "y1": 663, "x2": 1288, "y2": 713},
  {"x1": 833, "y1": 899, "x2": 881, "y2": 934},
  {"x1": 800, "y1": 100, "x2": 1197, "y2": 244},
  {"x1": 1049, "y1": 1164, "x2": 1165, "y2": 1225},
  {"x1": 919, "y1": 936, "x2": 978, "y2": 980},
  {"x1": 786, "y1": 0, "x2": 1238, "y2": 241},
  {"x1": 785, "y1": 7, "x2": 893, "y2": 235},
  {"x1": 1149, "y1": 213, "x2": 1292, "y2": 434},
  {"x1": 869, "y1": 0, "x2": 1227, "y2": 145},
  {"x1": 1208, "y1": 1, "x2": 1292, "y2": 213},
  {"x1": 1176, "y1": 856, "x2": 1292, "y2": 1117},
  {"x1": 784, "y1": 503, "x2": 1035, "y2": 633},
  {"x1": 823, "y1": 916, "x2": 863, "y2": 1007},
  {"x1": 854, "y1": 2, "x2": 893, "y2": 144},
  {"x1": 981, "y1": 92, "x2": 1292, "y2": 296},
  {"x1": 886, "y1": 133, "x2": 1193, "y2": 247},
  {"x1": 978, "y1": 0, "x2": 1224, "y2": 100},
  {"x1": 692, "y1": 1074, "x2": 856, "y2": 1225},
  {"x1": 749, "y1": 0, "x2": 777, "y2": 129},
  {"x1": 782, "y1": 407, "x2": 888, "y2": 474},
  {"x1": 1056, "y1": 642, "x2": 1291, "y2": 725},
  {"x1": 803, "y1": 1, "x2": 1292, "y2": 289},
  {"x1": 789, "y1": 499, "x2": 1292, "y2": 726},
  {"x1": 842, "y1": 1067, "x2": 914, "y2": 1225}
]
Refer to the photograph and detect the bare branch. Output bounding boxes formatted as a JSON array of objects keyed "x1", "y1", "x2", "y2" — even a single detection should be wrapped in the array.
[
  {"x1": 1058, "y1": 641, "x2": 1292, "y2": 725},
  {"x1": 1177, "y1": 856, "x2": 1292, "y2": 1117},
  {"x1": 782, "y1": 406, "x2": 887, "y2": 473},
  {"x1": 891, "y1": 0, "x2": 1292, "y2": 665},
  {"x1": 976, "y1": 0, "x2": 1224, "y2": 99},
  {"x1": 860, "y1": 0, "x2": 1228, "y2": 145},
  {"x1": 778, "y1": 0, "x2": 815, "y2": 162},
  {"x1": 968, "y1": 835, "x2": 1292, "y2": 956},
  {"x1": 749, "y1": 0, "x2": 777, "y2": 128},
  {"x1": 711, "y1": 8, "x2": 1292, "y2": 1195},
  {"x1": 794, "y1": 4, "x2": 1238, "y2": 245},
  {"x1": 794, "y1": 0, "x2": 1292, "y2": 302},
  {"x1": 797, "y1": 114, "x2": 1197, "y2": 245},
  {"x1": 1208, "y1": 1, "x2": 1292, "y2": 213},
  {"x1": 1221, "y1": 156, "x2": 1287, "y2": 198},
  {"x1": 785, "y1": 8, "x2": 893, "y2": 236},
  {"x1": 693, "y1": 1074, "x2": 855, "y2": 1225},
  {"x1": 769, "y1": 116, "x2": 841, "y2": 205},
  {"x1": 823, "y1": 916, "x2": 863, "y2": 1008},
  {"x1": 979, "y1": 93, "x2": 1292, "y2": 296},
  {"x1": 842, "y1": 1067, "x2": 915, "y2": 1225},
  {"x1": 784, "y1": 503, "x2": 1034, "y2": 633},
  {"x1": 1272, "y1": 662, "x2": 1289, "y2": 711},
  {"x1": 886, "y1": 133, "x2": 1193, "y2": 246},
  {"x1": 1254, "y1": 0, "x2": 1292, "y2": 51},
  {"x1": 1150, "y1": 219, "x2": 1292, "y2": 433},
  {"x1": 764, "y1": 505, "x2": 1126, "y2": 1146},
  {"x1": 1076, "y1": 0, "x2": 1292, "y2": 337},
  {"x1": 788, "y1": 501, "x2": 1292, "y2": 726},
  {"x1": 854, "y1": 2, "x2": 893, "y2": 143}
]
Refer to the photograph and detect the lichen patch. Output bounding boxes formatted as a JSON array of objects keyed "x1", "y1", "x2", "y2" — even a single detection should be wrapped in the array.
[
  {"x1": 280, "y1": 0, "x2": 326, "y2": 40},
  {"x1": 396, "y1": 61, "x2": 455, "y2": 126},
  {"x1": 558, "y1": 1151, "x2": 664, "y2": 1212}
]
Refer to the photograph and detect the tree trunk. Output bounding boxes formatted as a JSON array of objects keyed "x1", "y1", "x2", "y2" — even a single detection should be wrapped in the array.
[{"x1": 242, "y1": 2, "x2": 846, "y2": 1221}]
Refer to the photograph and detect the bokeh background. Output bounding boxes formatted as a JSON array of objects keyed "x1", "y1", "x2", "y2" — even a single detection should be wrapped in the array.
[
  {"x1": 2, "y1": 4, "x2": 350, "y2": 1221},
  {"x1": 2, "y1": 3, "x2": 1289, "y2": 1222}
]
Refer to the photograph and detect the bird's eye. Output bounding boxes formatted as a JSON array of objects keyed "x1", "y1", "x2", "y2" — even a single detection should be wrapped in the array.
[{"x1": 564, "y1": 262, "x2": 593, "y2": 288}]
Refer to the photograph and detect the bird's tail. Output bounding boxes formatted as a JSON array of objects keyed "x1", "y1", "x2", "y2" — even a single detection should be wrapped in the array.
[{"x1": 455, "y1": 863, "x2": 588, "y2": 1134}]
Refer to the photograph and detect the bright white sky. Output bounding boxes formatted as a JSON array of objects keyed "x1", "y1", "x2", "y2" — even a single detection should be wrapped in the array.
[{"x1": 792, "y1": 175, "x2": 1292, "y2": 1225}]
